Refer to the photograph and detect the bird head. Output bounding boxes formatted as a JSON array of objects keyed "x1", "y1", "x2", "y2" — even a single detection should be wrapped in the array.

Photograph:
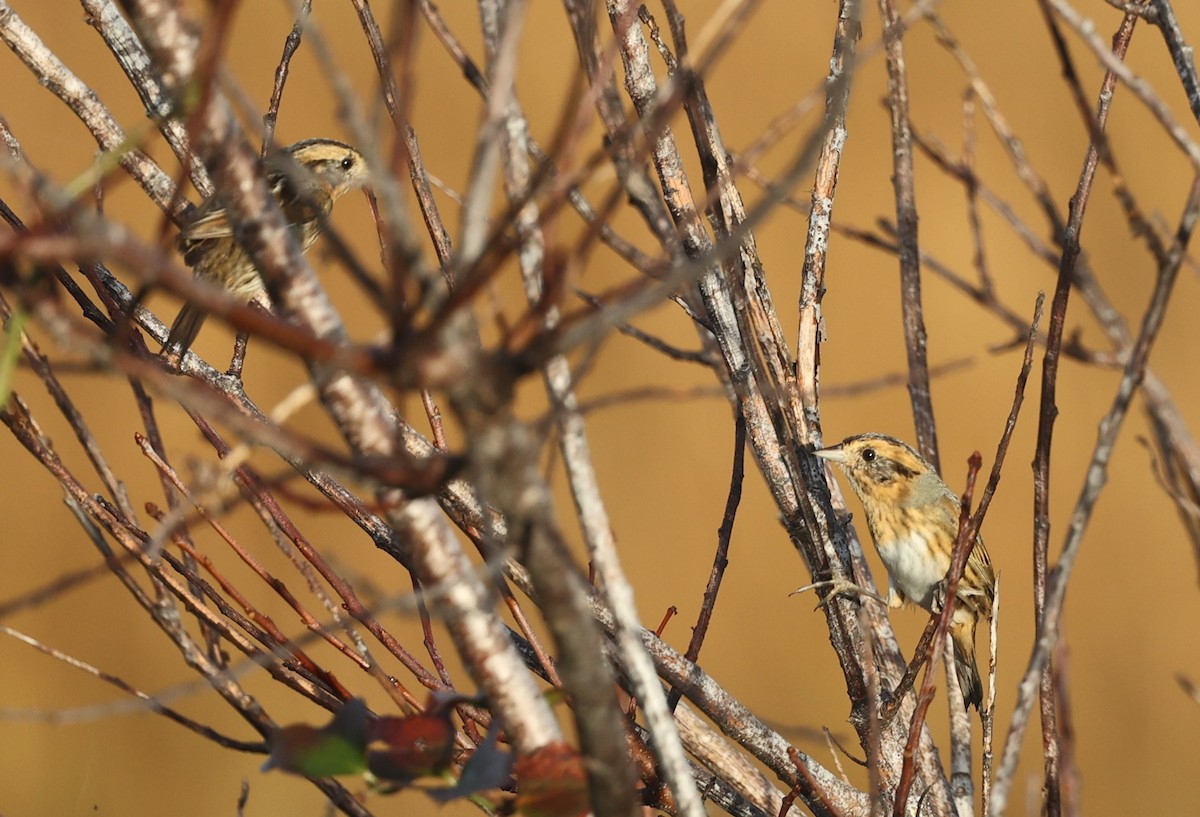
[
  {"x1": 284, "y1": 138, "x2": 370, "y2": 198},
  {"x1": 813, "y1": 433, "x2": 937, "y2": 507}
]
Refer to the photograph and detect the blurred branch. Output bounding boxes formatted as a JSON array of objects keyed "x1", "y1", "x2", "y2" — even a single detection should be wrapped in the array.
[
  {"x1": 81, "y1": 0, "x2": 210, "y2": 200},
  {"x1": 1047, "y1": 0, "x2": 1200, "y2": 168},
  {"x1": 1144, "y1": 423, "x2": 1200, "y2": 582},
  {"x1": 479, "y1": 4, "x2": 646, "y2": 814},
  {"x1": 1147, "y1": 0, "x2": 1200, "y2": 123},
  {"x1": 0, "y1": 3, "x2": 182, "y2": 211}
]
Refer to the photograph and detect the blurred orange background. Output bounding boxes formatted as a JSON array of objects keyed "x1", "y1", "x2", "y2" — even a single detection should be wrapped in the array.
[{"x1": 2, "y1": 1, "x2": 1199, "y2": 815}]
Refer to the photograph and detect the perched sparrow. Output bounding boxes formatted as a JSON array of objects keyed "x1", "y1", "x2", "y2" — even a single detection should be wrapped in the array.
[
  {"x1": 163, "y1": 138, "x2": 369, "y2": 356},
  {"x1": 814, "y1": 433, "x2": 995, "y2": 710}
]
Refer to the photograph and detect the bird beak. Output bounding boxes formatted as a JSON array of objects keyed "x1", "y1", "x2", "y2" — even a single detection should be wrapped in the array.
[{"x1": 813, "y1": 445, "x2": 846, "y2": 463}]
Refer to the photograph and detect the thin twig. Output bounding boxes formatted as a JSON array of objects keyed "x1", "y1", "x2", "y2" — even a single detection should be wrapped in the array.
[
  {"x1": 1028, "y1": 7, "x2": 1141, "y2": 813},
  {"x1": 878, "y1": 0, "x2": 938, "y2": 468},
  {"x1": 669, "y1": 414, "x2": 746, "y2": 712}
]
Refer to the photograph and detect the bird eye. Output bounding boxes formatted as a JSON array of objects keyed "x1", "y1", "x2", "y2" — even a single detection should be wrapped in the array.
[
  {"x1": 340, "y1": 156, "x2": 355, "y2": 171},
  {"x1": 862, "y1": 448, "x2": 876, "y2": 462}
]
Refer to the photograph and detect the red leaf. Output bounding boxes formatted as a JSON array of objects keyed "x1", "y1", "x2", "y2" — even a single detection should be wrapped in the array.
[
  {"x1": 366, "y1": 709, "x2": 456, "y2": 783},
  {"x1": 514, "y1": 743, "x2": 589, "y2": 817},
  {"x1": 263, "y1": 698, "x2": 369, "y2": 778}
]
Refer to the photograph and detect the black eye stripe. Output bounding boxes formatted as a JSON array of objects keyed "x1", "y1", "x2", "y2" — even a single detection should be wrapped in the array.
[{"x1": 857, "y1": 448, "x2": 919, "y2": 481}]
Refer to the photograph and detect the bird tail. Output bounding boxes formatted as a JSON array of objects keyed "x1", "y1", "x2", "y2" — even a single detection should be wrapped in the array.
[
  {"x1": 164, "y1": 303, "x2": 207, "y2": 357},
  {"x1": 950, "y1": 616, "x2": 983, "y2": 711}
]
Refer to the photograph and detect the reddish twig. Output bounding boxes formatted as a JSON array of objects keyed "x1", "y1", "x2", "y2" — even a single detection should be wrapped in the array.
[{"x1": 893, "y1": 452, "x2": 982, "y2": 817}]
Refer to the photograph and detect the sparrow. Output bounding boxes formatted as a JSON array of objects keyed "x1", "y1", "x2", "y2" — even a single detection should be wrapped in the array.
[
  {"x1": 163, "y1": 138, "x2": 369, "y2": 357},
  {"x1": 814, "y1": 433, "x2": 995, "y2": 710}
]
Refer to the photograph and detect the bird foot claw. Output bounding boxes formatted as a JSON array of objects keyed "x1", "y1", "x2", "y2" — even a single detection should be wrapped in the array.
[
  {"x1": 159, "y1": 347, "x2": 184, "y2": 373},
  {"x1": 791, "y1": 578, "x2": 887, "y2": 610},
  {"x1": 878, "y1": 694, "x2": 904, "y2": 728},
  {"x1": 931, "y1": 578, "x2": 949, "y2": 614}
]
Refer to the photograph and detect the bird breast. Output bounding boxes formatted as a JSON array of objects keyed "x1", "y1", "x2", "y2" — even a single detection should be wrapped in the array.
[{"x1": 873, "y1": 527, "x2": 948, "y2": 611}]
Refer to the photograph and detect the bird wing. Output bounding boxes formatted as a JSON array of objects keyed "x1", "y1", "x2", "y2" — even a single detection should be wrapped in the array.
[
  {"x1": 178, "y1": 172, "x2": 331, "y2": 255},
  {"x1": 178, "y1": 199, "x2": 235, "y2": 266},
  {"x1": 965, "y1": 536, "x2": 995, "y2": 595},
  {"x1": 932, "y1": 490, "x2": 996, "y2": 614},
  {"x1": 179, "y1": 204, "x2": 235, "y2": 243},
  {"x1": 268, "y1": 155, "x2": 334, "y2": 225}
]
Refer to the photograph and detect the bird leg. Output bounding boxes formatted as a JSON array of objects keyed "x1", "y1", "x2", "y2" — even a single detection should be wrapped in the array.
[
  {"x1": 227, "y1": 330, "x2": 250, "y2": 378},
  {"x1": 226, "y1": 297, "x2": 270, "y2": 378},
  {"x1": 160, "y1": 346, "x2": 185, "y2": 372},
  {"x1": 930, "y1": 575, "x2": 955, "y2": 614}
]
